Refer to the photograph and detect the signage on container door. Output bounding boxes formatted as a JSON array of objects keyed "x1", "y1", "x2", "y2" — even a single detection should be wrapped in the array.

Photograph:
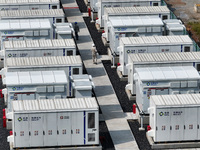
[
  {"x1": 181, "y1": 45, "x2": 183, "y2": 52},
  {"x1": 49, "y1": 4, "x2": 51, "y2": 9},
  {"x1": 193, "y1": 62, "x2": 195, "y2": 67},
  {"x1": 63, "y1": 49, "x2": 65, "y2": 56},
  {"x1": 150, "y1": 1, "x2": 152, "y2": 6},
  {"x1": 69, "y1": 66, "x2": 72, "y2": 96},
  {"x1": 159, "y1": 14, "x2": 161, "y2": 18}
]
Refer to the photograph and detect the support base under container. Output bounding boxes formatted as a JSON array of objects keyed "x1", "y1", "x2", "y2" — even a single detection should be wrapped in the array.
[
  {"x1": 9, "y1": 144, "x2": 102, "y2": 150},
  {"x1": 101, "y1": 37, "x2": 109, "y2": 46},
  {"x1": 125, "y1": 89, "x2": 136, "y2": 101},
  {"x1": 146, "y1": 133, "x2": 200, "y2": 149},
  {"x1": 116, "y1": 69, "x2": 128, "y2": 81},
  {"x1": 95, "y1": 23, "x2": 104, "y2": 33}
]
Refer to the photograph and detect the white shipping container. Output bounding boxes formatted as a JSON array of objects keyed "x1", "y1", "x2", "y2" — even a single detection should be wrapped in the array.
[
  {"x1": 104, "y1": 16, "x2": 164, "y2": 56},
  {"x1": 134, "y1": 66, "x2": 200, "y2": 114},
  {"x1": 7, "y1": 98, "x2": 99, "y2": 148},
  {"x1": 1, "y1": 56, "x2": 83, "y2": 97},
  {"x1": 0, "y1": 0, "x2": 60, "y2": 10},
  {"x1": 96, "y1": 0, "x2": 161, "y2": 27},
  {"x1": 0, "y1": 19, "x2": 52, "y2": 49},
  {"x1": 126, "y1": 52, "x2": 200, "y2": 95},
  {"x1": 70, "y1": 75, "x2": 95, "y2": 98},
  {"x1": 2, "y1": 70, "x2": 68, "y2": 118},
  {"x1": 1, "y1": 39, "x2": 76, "y2": 59},
  {"x1": 0, "y1": 9, "x2": 65, "y2": 39},
  {"x1": 148, "y1": 94, "x2": 200, "y2": 142},
  {"x1": 100, "y1": 6, "x2": 170, "y2": 28},
  {"x1": 118, "y1": 35, "x2": 194, "y2": 76}
]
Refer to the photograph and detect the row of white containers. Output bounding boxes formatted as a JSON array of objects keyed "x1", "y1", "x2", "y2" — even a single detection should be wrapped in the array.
[{"x1": 0, "y1": 1, "x2": 100, "y2": 149}]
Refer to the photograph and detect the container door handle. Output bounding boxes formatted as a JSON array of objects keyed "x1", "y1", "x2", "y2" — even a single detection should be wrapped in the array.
[
  {"x1": 71, "y1": 130, "x2": 73, "y2": 134},
  {"x1": 198, "y1": 124, "x2": 199, "y2": 129},
  {"x1": 57, "y1": 130, "x2": 59, "y2": 135},
  {"x1": 29, "y1": 132, "x2": 31, "y2": 136},
  {"x1": 43, "y1": 131, "x2": 45, "y2": 135}
]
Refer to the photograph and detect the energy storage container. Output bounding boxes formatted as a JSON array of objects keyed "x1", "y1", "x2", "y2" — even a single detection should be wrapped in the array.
[
  {"x1": 134, "y1": 66, "x2": 200, "y2": 114},
  {"x1": 0, "y1": 0, "x2": 60, "y2": 10},
  {"x1": 1, "y1": 56, "x2": 83, "y2": 97},
  {"x1": 70, "y1": 75, "x2": 95, "y2": 98},
  {"x1": 104, "y1": 16, "x2": 163, "y2": 55},
  {"x1": 118, "y1": 35, "x2": 194, "y2": 76},
  {"x1": 126, "y1": 52, "x2": 200, "y2": 95},
  {"x1": 7, "y1": 98, "x2": 99, "y2": 148},
  {"x1": 163, "y1": 19, "x2": 186, "y2": 35},
  {"x1": 96, "y1": 0, "x2": 162, "y2": 28},
  {"x1": 99, "y1": 6, "x2": 170, "y2": 29},
  {"x1": 2, "y1": 70, "x2": 68, "y2": 118},
  {"x1": 0, "y1": 9, "x2": 64, "y2": 23},
  {"x1": 0, "y1": 19, "x2": 52, "y2": 49},
  {"x1": 1, "y1": 39, "x2": 76, "y2": 59},
  {"x1": 148, "y1": 94, "x2": 200, "y2": 142}
]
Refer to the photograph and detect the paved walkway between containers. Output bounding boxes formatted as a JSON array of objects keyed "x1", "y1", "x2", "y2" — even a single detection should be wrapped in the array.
[{"x1": 62, "y1": 0, "x2": 139, "y2": 149}]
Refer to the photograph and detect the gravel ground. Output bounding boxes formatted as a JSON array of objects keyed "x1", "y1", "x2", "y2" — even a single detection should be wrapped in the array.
[
  {"x1": 99, "y1": 121, "x2": 115, "y2": 150},
  {"x1": 83, "y1": 17, "x2": 107, "y2": 55},
  {"x1": 76, "y1": 0, "x2": 88, "y2": 13},
  {"x1": 102, "y1": 60, "x2": 134, "y2": 112},
  {"x1": 128, "y1": 120, "x2": 152, "y2": 150}
]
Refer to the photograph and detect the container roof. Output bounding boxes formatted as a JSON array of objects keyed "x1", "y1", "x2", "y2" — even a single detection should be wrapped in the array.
[
  {"x1": 73, "y1": 80, "x2": 93, "y2": 90},
  {"x1": 105, "y1": 6, "x2": 169, "y2": 14},
  {"x1": 0, "y1": 19, "x2": 51, "y2": 30},
  {"x1": 4, "y1": 39, "x2": 75, "y2": 49},
  {"x1": 0, "y1": 9, "x2": 64, "y2": 18},
  {"x1": 128, "y1": 52, "x2": 200, "y2": 63},
  {"x1": 6, "y1": 55, "x2": 82, "y2": 67},
  {"x1": 151, "y1": 94, "x2": 200, "y2": 106},
  {"x1": 5, "y1": 70, "x2": 67, "y2": 85},
  {"x1": 109, "y1": 16, "x2": 163, "y2": 27},
  {"x1": 0, "y1": 0, "x2": 59, "y2": 4},
  {"x1": 12, "y1": 98, "x2": 98, "y2": 112},
  {"x1": 120, "y1": 35, "x2": 193, "y2": 45},
  {"x1": 135, "y1": 66, "x2": 200, "y2": 81}
]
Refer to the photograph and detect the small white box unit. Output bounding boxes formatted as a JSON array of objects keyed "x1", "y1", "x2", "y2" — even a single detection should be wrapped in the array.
[{"x1": 70, "y1": 75, "x2": 95, "y2": 98}]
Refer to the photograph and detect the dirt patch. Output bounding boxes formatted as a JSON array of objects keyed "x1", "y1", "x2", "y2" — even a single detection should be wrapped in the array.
[{"x1": 166, "y1": 0, "x2": 186, "y2": 6}]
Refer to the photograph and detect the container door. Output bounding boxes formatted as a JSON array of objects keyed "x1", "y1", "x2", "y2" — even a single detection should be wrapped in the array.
[
  {"x1": 43, "y1": 113, "x2": 57, "y2": 146},
  {"x1": 71, "y1": 112, "x2": 84, "y2": 145},
  {"x1": 155, "y1": 108, "x2": 170, "y2": 142},
  {"x1": 170, "y1": 107, "x2": 184, "y2": 141},
  {"x1": 57, "y1": 112, "x2": 71, "y2": 146},
  {"x1": 14, "y1": 114, "x2": 29, "y2": 148},
  {"x1": 183, "y1": 107, "x2": 198, "y2": 141},
  {"x1": 29, "y1": 113, "x2": 44, "y2": 147},
  {"x1": 85, "y1": 111, "x2": 99, "y2": 145}
]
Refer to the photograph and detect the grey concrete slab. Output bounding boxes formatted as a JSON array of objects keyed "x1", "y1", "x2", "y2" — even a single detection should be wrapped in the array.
[{"x1": 62, "y1": 0, "x2": 139, "y2": 149}]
